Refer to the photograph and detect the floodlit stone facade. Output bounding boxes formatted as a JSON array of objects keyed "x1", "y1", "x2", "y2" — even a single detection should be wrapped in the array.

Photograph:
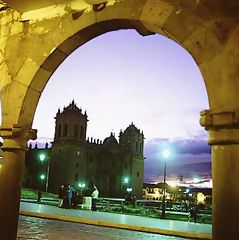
[
  {"x1": 25, "y1": 101, "x2": 144, "y2": 198},
  {"x1": 0, "y1": 0, "x2": 239, "y2": 239}
]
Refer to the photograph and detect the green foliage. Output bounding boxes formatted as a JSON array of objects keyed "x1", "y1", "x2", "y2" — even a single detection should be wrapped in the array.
[
  {"x1": 21, "y1": 188, "x2": 38, "y2": 199},
  {"x1": 21, "y1": 188, "x2": 58, "y2": 199},
  {"x1": 96, "y1": 204, "x2": 212, "y2": 224}
]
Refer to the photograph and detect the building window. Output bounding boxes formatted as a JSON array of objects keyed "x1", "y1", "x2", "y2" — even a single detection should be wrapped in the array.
[
  {"x1": 58, "y1": 125, "x2": 62, "y2": 137},
  {"x1": 137, "y1": 171, "x2": 139, "y2": 177},
  {"x1": 63, "y1": 124, "x2": 68, "y2": 137},
  {"x1": 76, "y1": 163, "x2": 79, "y2": 167},
  {"x1": 75, "y1": 174, "x2": 78, "y2": 181},
  {"x1": 74, "y1": 125, "x2": 79, "y2": 137}
]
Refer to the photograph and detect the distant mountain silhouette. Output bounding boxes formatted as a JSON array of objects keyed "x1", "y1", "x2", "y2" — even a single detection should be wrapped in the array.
[{"x1": 168, "y1": 162, "x2": 211, "y2": 178}]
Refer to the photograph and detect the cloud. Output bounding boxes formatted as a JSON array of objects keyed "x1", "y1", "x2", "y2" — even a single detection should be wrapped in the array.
[
  {"x1": 28, "y1": 138, "x2": 53, "y2": 148},
  {"x1": 145, "y1": 135, "x2": 211, "y2": 156}
]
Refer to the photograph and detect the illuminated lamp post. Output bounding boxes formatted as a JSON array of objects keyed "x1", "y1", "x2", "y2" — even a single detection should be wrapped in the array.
[
  {"x1": 40, "y1": 174, "x2": 46, "y2": 181},
  {"x1": 123, "y1": 176, "x2": 129, "y2": 185},
  {"x1": 123, "y1": 176, "x2": 132, "y2": 204},
  {"x1": 38, "y1": 152, "x2": 50, "y2": 192},
  {"x1": 78, "y1": 182, "x2": 86, "y2": 195},
  {"x1": 161, "y1": 149, "x2": 170, "y2": 219},
  {"x1": 38, "y1": 174, "x2": 46, "y2": 203}
]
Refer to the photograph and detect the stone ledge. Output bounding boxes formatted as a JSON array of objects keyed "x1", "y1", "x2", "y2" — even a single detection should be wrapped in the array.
[
  {"x1": 0, "y1": 125, "x2": 37, "y2": 150},
  {"x1": 200, "y1": 110, "x2": 239, "y2": 129}
]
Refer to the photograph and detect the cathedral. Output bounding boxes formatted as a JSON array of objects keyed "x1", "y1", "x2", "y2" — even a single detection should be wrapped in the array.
[{"x1": 25, "y1": 101, "x2": 145, "y2": 198}]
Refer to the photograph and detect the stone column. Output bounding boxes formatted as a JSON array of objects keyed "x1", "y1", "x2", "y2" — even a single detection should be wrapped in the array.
[
  {"x1": 200, "y1": 110, "x2": 239, "y2": 240},
  {"x1": 0, "y1": 125, "x2": 36, "y2": 240}
]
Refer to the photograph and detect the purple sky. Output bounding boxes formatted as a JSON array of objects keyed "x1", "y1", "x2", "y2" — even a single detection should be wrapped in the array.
[{"x1": 0, "y1": 30, "x2": 211, "y2": 182}]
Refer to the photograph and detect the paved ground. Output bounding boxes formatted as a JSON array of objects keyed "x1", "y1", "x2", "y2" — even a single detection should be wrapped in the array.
[
  {"x1": 19, "y1": 202, "x2": 212, "y2": 239},
  {"x1": 18, "y1": 215, "x2": 187, "y2": 240}
]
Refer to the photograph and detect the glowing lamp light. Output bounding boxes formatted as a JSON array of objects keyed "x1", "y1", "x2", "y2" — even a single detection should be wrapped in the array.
[
  {"x1": 40, "y1": 174, "x2": 45, "y2": 180},
  {"x1": 39, "y1": 153, "x2": 46, "y2": 162},
  {"x1": 123, "y1": 177, "x2": 129, "y2": 184},
  {"x1": 78, "y1": 183, "x2": 86, "y2": 188},
  {"x1": 162, "y1": 149, "x2": 170, "y2": 159},
  {"x1": 126, "y1": 187, "x2": 132, "y2": 192}
]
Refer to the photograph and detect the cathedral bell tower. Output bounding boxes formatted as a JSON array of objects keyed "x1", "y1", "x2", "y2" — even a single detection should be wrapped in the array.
[
  {"x1": 49, "y1": 100, "x2": 88, "y2": 192},
  {"x1": 54, "y1": 100, "x2": 88, "y2": 143},
  {"x1": 119, "y1": 122, "x2": 144, "y2": 198}
]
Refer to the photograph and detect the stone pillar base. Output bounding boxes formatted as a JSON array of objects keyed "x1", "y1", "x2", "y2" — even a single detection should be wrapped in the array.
[
  {"x1": 212, "y1": 144, "x2": 239, "y2": 239},
  {"x1": 0, "y1": 148, "x2": 25, "y2": 240},
  {"x1": 0, "y1": 126, "x2": 36, "y2": 239}
]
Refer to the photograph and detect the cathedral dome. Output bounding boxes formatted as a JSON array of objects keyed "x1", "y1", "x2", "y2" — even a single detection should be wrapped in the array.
[
  {"x1": 125, "y1": 122, "x2": 139, "y2": 133},
  {"x1": 103, "y1": 133, "x2": 118, "y2": 145}
]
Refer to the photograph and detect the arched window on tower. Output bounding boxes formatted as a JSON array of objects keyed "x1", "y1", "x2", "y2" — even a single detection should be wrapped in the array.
[
  {"x1": 58, "y1": 125, "x2": 62, "y2": 137},
  {"x1": 63, "y1": 124, "x2": 68, "y2": 137},
  {"x1": 74, "y1": 125, "x2": 79, "y2": 137},
  {"x1": 80, "y1": 126, "x2": 84, "y2": 139}
]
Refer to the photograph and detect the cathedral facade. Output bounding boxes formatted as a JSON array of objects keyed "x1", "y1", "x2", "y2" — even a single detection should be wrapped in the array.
[{"x1": 25, "y1": 101, "x2": 145, "y2": 198}]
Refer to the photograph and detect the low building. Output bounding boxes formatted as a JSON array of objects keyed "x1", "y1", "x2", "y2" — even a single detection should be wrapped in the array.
[
  {"x1": 143, "y1": 183, "x2": 188, "y2": 201},
  {"x1": 143, "y1": 182, "x2": 212, "y2": 207}
]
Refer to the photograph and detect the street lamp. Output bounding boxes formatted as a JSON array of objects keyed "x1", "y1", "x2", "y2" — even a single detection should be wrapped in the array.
[
  {"x1": 38, "y1": 173, "x2": 46, "y2": 203},
  {"x1": 78, "y1": 182, "x2": 85, "y2": 197},
  {"x1": 126, "y1": 187, "x2": 132, "y2": 193},
  {"x1": 78, "y1": 182, "x2": 86, "y2": 188},
  {"x1": 39, "y1": 153, "x2": 46, "y2": 162},
  {"x1": 40, "y1": 174, "x2": 46, "y2": 180},
  {"x1": 38, "y1": 152, "x2": 50, "y2": 192},
  {"x1": 123, "y1": 177, "x2": 129, "y2": 184},
  {"x1": 161, "y1": 149, "x2": 170, "y2": 219}
]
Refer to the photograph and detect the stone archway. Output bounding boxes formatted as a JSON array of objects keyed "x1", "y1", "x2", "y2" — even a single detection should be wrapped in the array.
[{"x1": 0, "y1": 1, "x2": 239, "y2": 239}]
